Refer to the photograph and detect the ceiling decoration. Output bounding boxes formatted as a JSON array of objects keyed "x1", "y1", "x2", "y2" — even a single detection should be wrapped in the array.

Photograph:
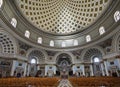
[
  {"x1": 15, "y1": 0, "x2": 111, "y2": 35},
  {"x1": 28, "y1": 50, "x2": 45, "y2": 61}
]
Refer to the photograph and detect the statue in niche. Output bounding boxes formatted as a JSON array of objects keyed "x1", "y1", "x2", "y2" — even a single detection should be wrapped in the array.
[
  {"x1": 61, "y1": 60, "x2": 68, "y2": 72},
  {"x1": 60, "y1": 60, "x2": 69, "y2": 79},
  {"x1": 62, "y1": 61, "x2": 67, "y2": 66}
]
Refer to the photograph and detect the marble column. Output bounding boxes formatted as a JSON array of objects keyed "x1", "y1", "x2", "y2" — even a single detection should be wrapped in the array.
[
  {"x1": 72, "y1": 65, "x2": 76, "y2": 74},
  {"x1": 116, "y1": 58, "x2": 120, "y2": 70},
  {"x1": 37, "y1": 64, "x2": 40, "y2": 70},
  {"x1": 90, "y1": 64, "x2": 94, "y2": 76},
  {"x1": 27, "y1": 63, "x2": 30, "y2": 76},
  {"x1": 100, "y1": 62, "x2": 105, "y2": 76},
  {"x1": 23, "y1": 62, "x2": 27, "y2": 77},
  {"x1": 82, "y1": 65, "x2": 85, "y2": 76},
  {"x1": 45, "y1": 65, "x2": 48, "y2": 76},
  {"x1": 116, "y1": 57, "x2": 120, "y2": 77},
  {"x1": 104, "y1": 60, "x2": 109, "y2": 76},
  {"x1": 10, "y1": 60, "x2": 16, "y2": 76},
  {"x1": 53, "y1": 65, "x2": 56, "y2": 75}
]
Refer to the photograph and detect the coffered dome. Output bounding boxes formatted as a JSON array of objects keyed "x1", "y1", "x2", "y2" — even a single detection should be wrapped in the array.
[{"x1": 15, "y1": 0, "x2": 111, "y2": 35}]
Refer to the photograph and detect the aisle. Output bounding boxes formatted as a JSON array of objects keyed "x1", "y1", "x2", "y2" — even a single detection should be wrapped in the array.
[{"x1": 57, "y1": 79, "x2": 73, "y2": 87}]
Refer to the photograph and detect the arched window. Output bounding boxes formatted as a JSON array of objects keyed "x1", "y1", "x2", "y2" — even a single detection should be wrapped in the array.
[
  {"x1": 50, "y1": 40, "x2": 54, "y2": 47},
  {"x1": 94, "y1": 57, "x2": 100, "y2": 63},
  {"x1": 25, "y1": 30, "x2": 30, "y2": 38},
  {"x1": 86, "y1": 35, "x2": 91, "y2": 42},
  {"x1": 73, "y1": 39, "x2": 78, "y2": 46},
  {"x1": 38, "y1": 37, "x2": 42, "y2": 44},
  {"x1": 114, "y1": 11, "x2": 120, "y2": 22},
  {"x1": 0, "y1": 0, "x2": 3, "y2": 8},
  {"x1": 11, "y1": 18, "x2": 17, "y2": 28},
  {"x1": 31, "y1": 58, "x2": 37, "y2": 64},
  {"x1": 99, "y1": 26, "x2": 105, "y2": 35},
  {"x1": 62, "y1": 41, "x2": 66, "y2": 47}
]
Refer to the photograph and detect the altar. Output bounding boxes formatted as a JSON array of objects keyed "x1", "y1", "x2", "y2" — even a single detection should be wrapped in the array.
[
  {"x1": 59, "y1": 61, "x2": 70, "y2": 79},
  {"x1": 61, "y1": 71, "x2": 68, "y2": 79},
  {"x1": 56, "y1": 54, "x2": 73, "y2": 78}
]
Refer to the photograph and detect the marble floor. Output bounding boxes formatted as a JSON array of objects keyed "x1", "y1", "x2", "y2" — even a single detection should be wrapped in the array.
[{"x1": 57, "y1": 79, "x2": 73, "y2": 87}]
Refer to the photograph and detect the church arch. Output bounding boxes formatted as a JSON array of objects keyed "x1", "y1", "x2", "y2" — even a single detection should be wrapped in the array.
[
  {"x1": 54, "y1": 52, "x2": 75, "y2": 64},
  {"x1": 26, "y1": 48, "x2": 48, "y2": 64}
]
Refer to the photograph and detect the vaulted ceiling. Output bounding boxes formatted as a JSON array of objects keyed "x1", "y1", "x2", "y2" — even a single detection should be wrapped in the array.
[{"x1": 15, "y1": 0, "x2": 111, "y2": 35}]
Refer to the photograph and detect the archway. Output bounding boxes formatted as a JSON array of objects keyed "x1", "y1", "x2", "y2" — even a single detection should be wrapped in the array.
[
  {"x1": 81, "y1": 47, "x2": 104, "y2": 77},
  {"x1": 56, "y1": 53, "x2": 73, "y2": 78},
  {"x1": 27, "y1": 49, "x2": 46, "y2": 77}
]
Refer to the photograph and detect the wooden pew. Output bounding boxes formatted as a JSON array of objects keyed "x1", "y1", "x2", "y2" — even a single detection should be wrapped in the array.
[{"x1": 0, "y1": 77, "x2": 59, "y2": 87}]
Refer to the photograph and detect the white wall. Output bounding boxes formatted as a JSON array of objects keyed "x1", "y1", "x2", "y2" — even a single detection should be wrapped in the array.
[
  {"x1": 11, "y1": 60, "x2": 27, "y2": 76},
  {"x1": 45, "y1": 65, "x2": 56, "y2": 76},
  {"x1": 72, "y1": 64, "x2": 84, "y2": 75}
]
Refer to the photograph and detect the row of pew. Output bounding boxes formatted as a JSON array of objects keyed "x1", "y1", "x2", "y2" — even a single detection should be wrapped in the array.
[
  {"x1": 69, "y1": 76, "x2": 120, "y2": 87},
  {"x1": 1, "y1": 76, "x2": 120, "y2": 87},
  {"x1": 0, "y1": 77, "x2": 59, "y2": 87}
]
